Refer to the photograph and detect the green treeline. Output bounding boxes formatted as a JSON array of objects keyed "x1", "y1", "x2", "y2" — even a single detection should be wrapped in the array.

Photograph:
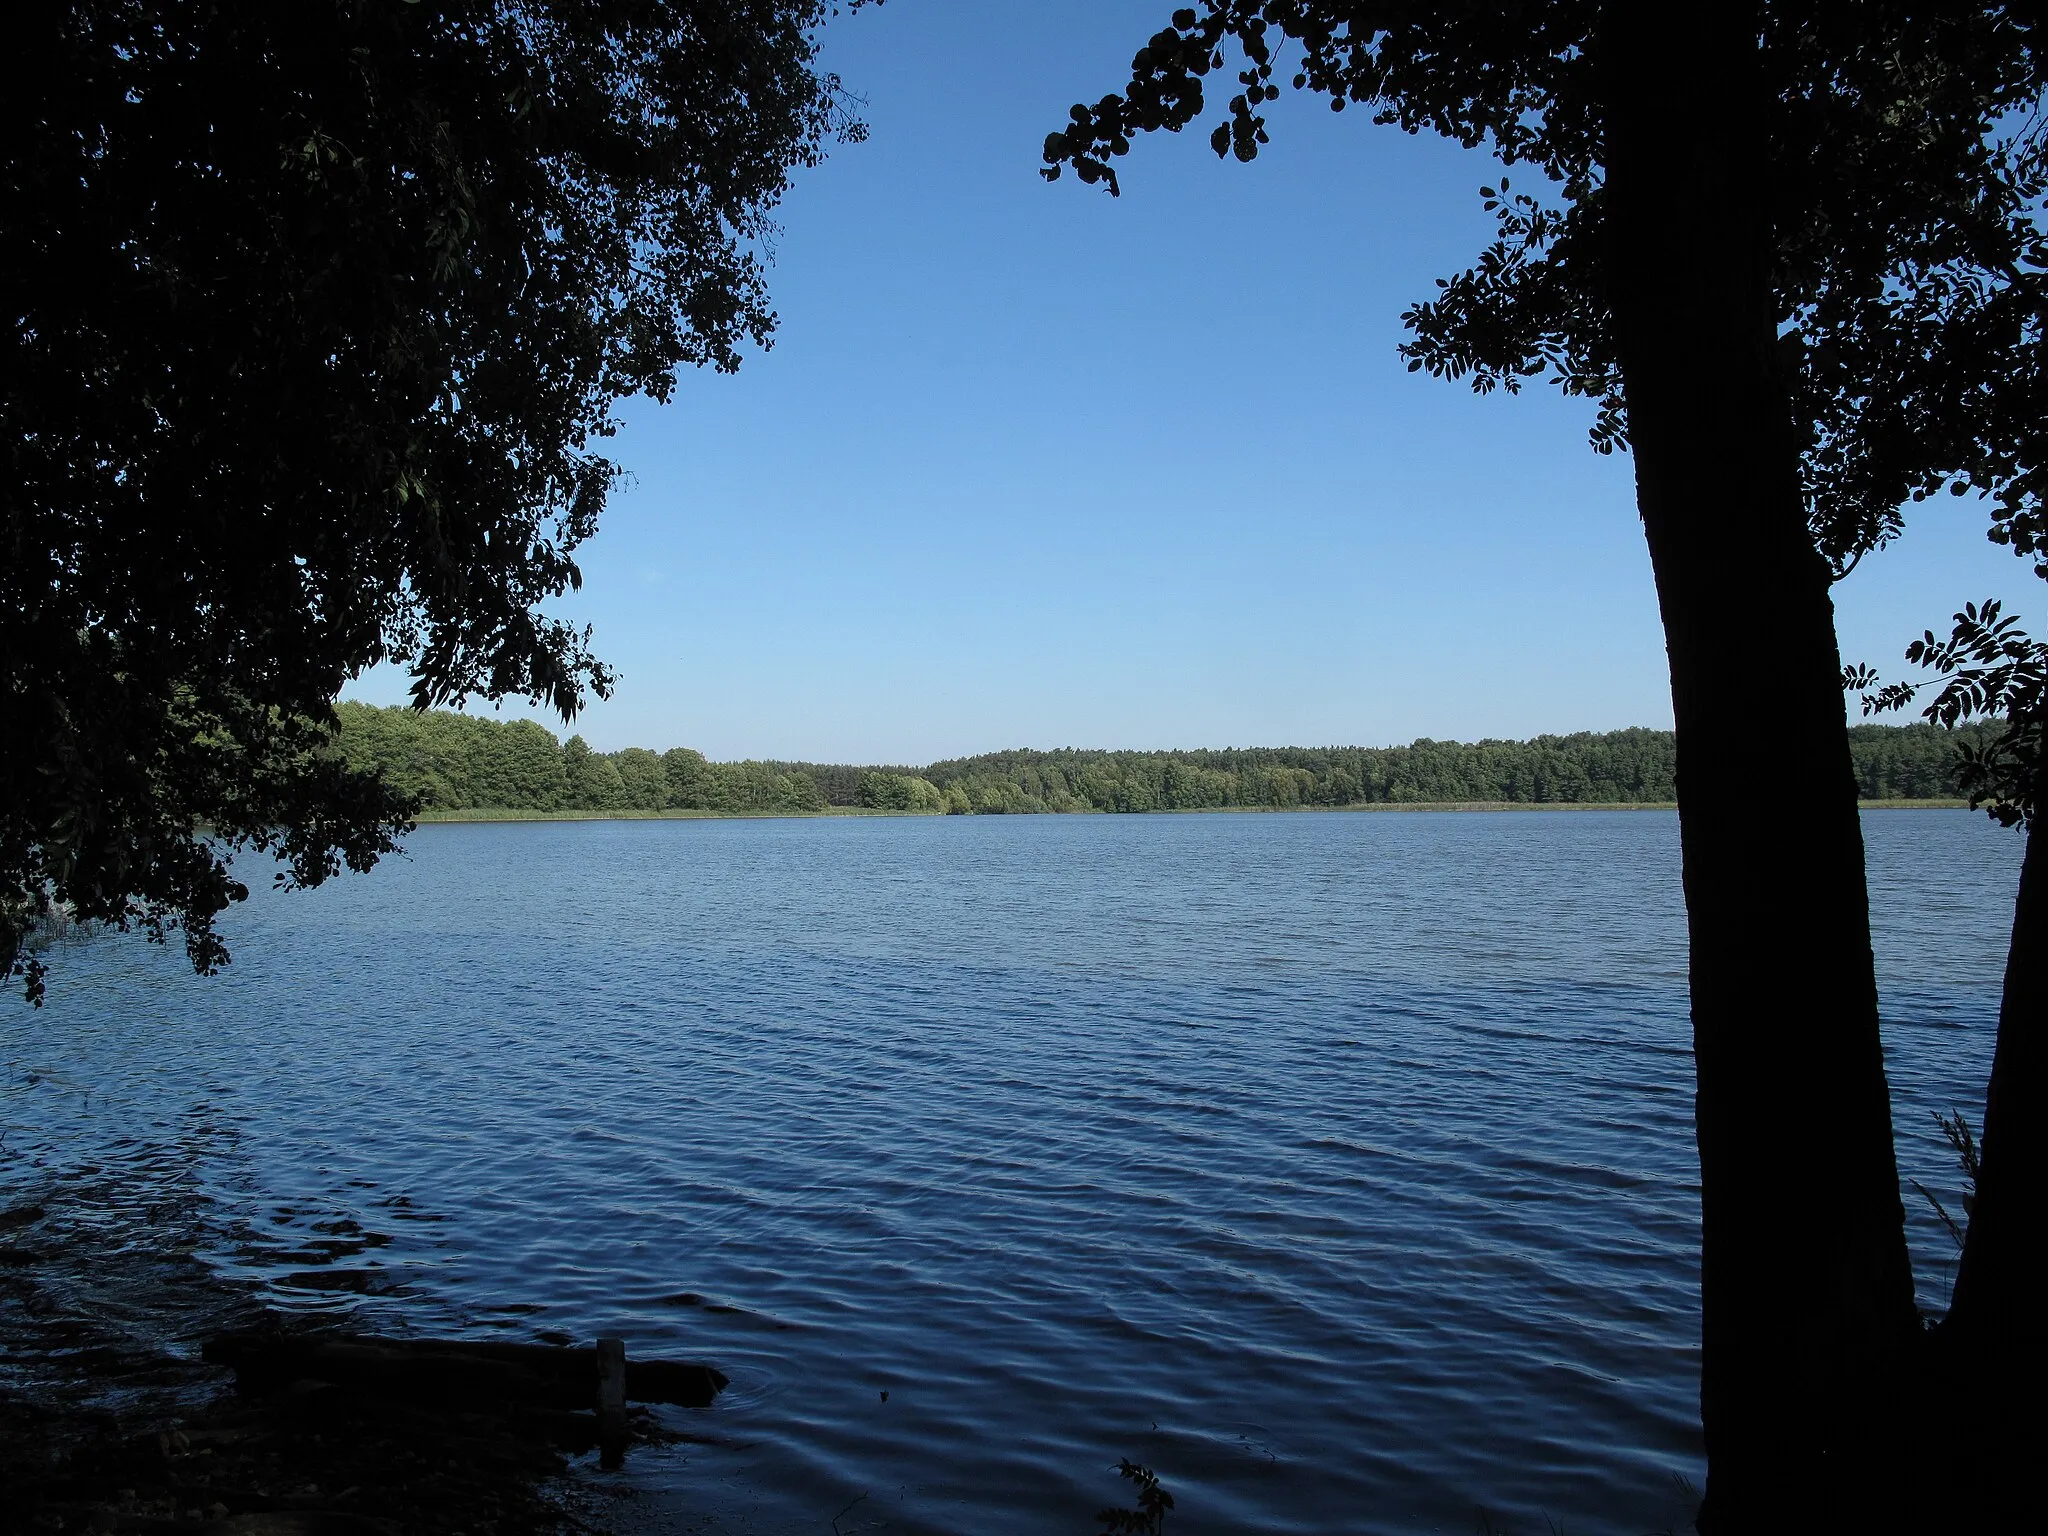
[
  {"x1": 332, "y1": 702, "x2": 839, "y2": 816},
  {"x1": 333, "y1": 703, "x2": 1991, "y2": 816}
]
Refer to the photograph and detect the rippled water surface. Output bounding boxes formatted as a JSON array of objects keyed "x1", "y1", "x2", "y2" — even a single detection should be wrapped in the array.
[{"x1": 1, "y1": 810, "x2": 2020, "y2": 1534}]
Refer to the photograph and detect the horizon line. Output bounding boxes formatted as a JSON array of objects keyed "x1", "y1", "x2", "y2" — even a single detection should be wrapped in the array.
[{"x1": 333, "y1": 699, "x2": 1961, "y2": 770}]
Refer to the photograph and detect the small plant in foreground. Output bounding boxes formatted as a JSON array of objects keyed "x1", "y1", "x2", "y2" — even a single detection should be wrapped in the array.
[
  {"x1": 1096, "y1": 1459, "x2": 1173, "y2": 1535},
  {"x1": 1911, "y1": 1108, "x2": 1981, "y2": 1255},
  {"x1": 1649, "y1": 1472, "x2": 1702, "y2": 1535}
]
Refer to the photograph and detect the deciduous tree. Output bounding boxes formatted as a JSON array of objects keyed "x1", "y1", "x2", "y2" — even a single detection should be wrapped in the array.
[
  {"x1": 1045, "y1": 4, "x2": 2046, "y2": 1525},
  {"x1": 1850, "y1": 600, "x2": 2047, "y2": 1512},
  {"x1": 2, "y1": 0, "x2": 867, "y2": 999}
]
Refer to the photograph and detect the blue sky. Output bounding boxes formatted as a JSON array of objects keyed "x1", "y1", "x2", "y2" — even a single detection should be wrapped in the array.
[{"x1": 351, "y1": 0, "x2": 2029, "y2": 763}]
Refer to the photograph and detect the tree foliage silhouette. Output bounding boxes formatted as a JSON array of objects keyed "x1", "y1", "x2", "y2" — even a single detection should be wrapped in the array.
[
  {"x1": 1, "y1": 0, "x2": 867, "y2": 1000},
  {"x1": 1046, "y1": 5, "x2": 2047, "y2": 1527},
  {"x1": 1852, "y1": 600, "x2": 2048, "y2": 824},
  {"x1": 1851, "y1": 600, "x2": 2047, "y2": 1471},
  {"x1": 1095, "y1": 1460, "x2": 1173, "y2": 1536}
]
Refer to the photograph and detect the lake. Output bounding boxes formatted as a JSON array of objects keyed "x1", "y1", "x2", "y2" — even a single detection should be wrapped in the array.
[{"x1": 0, "y1": 810, "x2": 2019, "y2": 1534}]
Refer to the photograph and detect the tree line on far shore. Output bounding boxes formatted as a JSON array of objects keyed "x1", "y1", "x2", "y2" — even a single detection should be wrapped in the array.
[{"x1": 334, "y1": 702, "x2": 1993, "y2": 816}]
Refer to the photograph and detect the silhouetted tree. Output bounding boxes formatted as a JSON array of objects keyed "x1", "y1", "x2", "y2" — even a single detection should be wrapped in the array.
[
  {"x1": 1851, "y1": 602, "x2": 2047, "y2": 1512},
  {"x1": 2, "y1": 0, "x2": 868, "y2": 999},
  {"x1": 1045, "y1": 5, "x2": 2047, "y2": 1525}
]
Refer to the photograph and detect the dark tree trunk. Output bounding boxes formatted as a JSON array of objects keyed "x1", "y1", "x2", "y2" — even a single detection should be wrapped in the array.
[
  {"x1": 1950, "y1": 820, "x2": 2047, "y2": 1334},
  {"x1": 1937, "y1": 817, "x2": 2046, "y2": 1520},
  {"x1": 1600, "y1": 7, "x2": 1921, "y2": 1527}
]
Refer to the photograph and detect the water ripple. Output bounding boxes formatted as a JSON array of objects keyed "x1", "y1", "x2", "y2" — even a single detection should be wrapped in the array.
[{"x1": 1, "y1": 809, "x2": 2017, "y2": 1534}]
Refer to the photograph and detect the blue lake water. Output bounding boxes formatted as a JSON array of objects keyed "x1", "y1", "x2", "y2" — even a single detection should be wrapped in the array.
[{"x1": 0, "y1": 810, "x2": 2020, "y2": 1534}]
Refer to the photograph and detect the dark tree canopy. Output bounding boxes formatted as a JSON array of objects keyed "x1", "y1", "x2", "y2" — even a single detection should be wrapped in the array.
[
  {"x1": 1044, "y1": 5, "x2": 2048, "y2": 1526},
  {"x1": 3, "y1": 0, "x2": 866, "y2": 999},
  {"x1": 1042, "y1": 3, "x2": 2048, "y2": 573},
  {"x1": 1852, "y1": 598, "x2": 2048, "y2": 823}
]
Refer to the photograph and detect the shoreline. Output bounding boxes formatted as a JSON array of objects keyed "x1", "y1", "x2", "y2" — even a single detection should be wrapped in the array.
[
  {"x1": 408, "y1": 798, "x2": 1969, "y2": 824},
  {"x1": 0, "y1": 1190, "x2": 638, "y2": 1536}
]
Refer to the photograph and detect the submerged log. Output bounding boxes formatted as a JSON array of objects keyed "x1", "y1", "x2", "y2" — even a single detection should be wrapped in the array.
[
  {"x1": 596, "y1": 1336, "x2": 628, "y2": 1470},
  {"x1": 204, "y1": 1332, "x2": 728, "y2": 1410}
]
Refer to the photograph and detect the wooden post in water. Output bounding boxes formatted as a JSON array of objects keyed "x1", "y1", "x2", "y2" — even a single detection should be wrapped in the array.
[{"x1": 596, "y1": 1337, "x2": 627, "y2": 1469}]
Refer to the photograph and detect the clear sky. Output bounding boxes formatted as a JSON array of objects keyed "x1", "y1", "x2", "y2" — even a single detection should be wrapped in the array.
[{"x1": 350, "y1": 0, "x2": 2029, "y2": 763}]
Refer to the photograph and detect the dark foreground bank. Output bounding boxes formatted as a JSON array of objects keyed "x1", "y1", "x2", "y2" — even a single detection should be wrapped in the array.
[{"x1": 0, "y1": 1195, "x2": 687, "y2": 1536}]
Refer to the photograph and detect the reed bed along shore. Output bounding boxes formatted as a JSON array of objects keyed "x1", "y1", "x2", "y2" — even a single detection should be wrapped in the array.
[{"x1": 408, "y1": 798, "x2": 1967, "y2": 823}]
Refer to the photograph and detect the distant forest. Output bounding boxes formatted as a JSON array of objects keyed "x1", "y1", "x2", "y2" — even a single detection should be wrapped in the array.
[{"x1": 332, "y1": 703, "x2": 1991, "y2": 816}]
